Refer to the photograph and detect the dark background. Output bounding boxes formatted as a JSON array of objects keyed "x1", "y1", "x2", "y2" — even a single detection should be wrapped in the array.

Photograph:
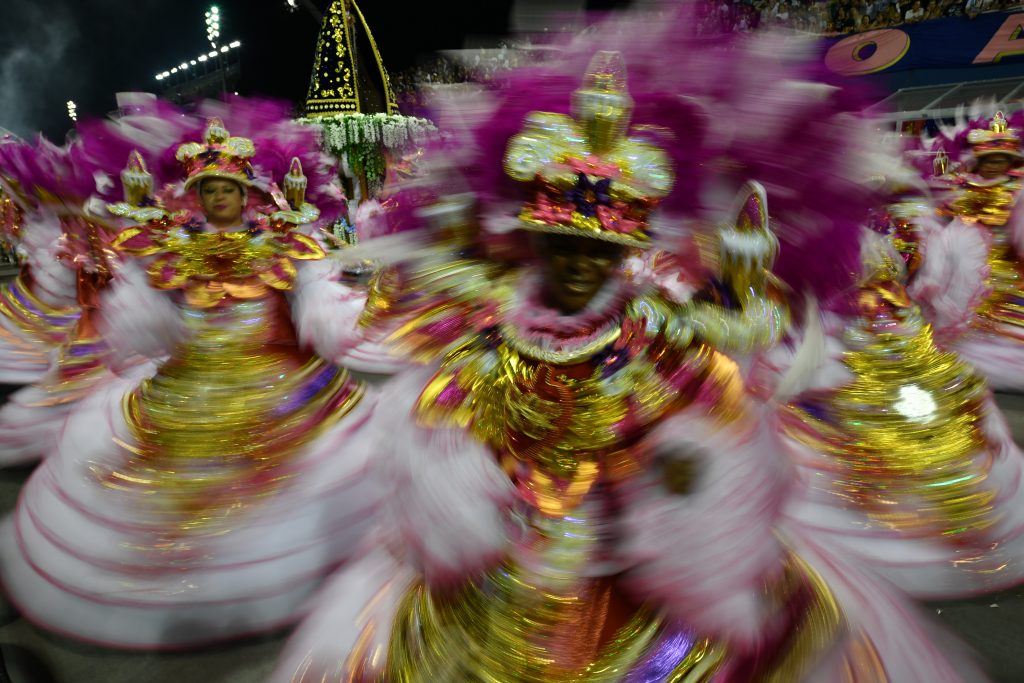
[{"x1": 0, "y1": 0, "x2": 633, "y2": 141}]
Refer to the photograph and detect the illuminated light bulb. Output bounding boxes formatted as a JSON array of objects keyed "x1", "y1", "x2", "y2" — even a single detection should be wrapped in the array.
[
  {"x1": 220, "y1": 45, "x2": 229, "y2": 52},
  {"x1": 229, "y1": 40, "x2": 240, "y2": 48},
  {"x1": 198, "y1": 55, "x2": 208, "y2": 62}
]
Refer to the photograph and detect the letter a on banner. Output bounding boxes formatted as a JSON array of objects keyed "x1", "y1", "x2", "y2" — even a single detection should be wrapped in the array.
[
  {"x1": 975, "y1": 13, "x2": 1024, "y2": 64},
  {"x1": 825, "y1": 29, "x2": 911, "y2": 75}
]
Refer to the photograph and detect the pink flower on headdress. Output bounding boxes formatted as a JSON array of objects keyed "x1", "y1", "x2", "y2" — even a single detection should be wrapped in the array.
[
  {"x1": 596, "y1": 203, "x2": 641, "y2": 234},
  {"x1": 532, "y1": 192, "x2": 574, "y2": 223}
]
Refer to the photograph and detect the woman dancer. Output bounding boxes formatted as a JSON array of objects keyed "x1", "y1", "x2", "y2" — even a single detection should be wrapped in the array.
[
  {"x1": 0, "y1": 114, "x2": 385, "y2": 648},
  {"x1": 755, "y1": 223, "x2": 1024, "y2": 601}
]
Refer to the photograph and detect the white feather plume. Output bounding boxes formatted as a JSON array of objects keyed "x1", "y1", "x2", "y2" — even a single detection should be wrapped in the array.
[{"x1": 98, "y1": 260, "x2": 186, "y2": 362}]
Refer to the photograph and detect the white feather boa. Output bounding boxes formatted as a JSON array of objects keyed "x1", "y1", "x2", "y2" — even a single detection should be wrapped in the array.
[
  {"x1": 269, "y1": 549, "x2": 416, "y2": 683},
  {"x1": 19, "y1": 209, "x2": 77, "y2": 309},
  {"x1": 97, "y1": 260, "x2": 185, "y2": 364},
  {"x1": 372, "y1": 366, "x2": 515, "y2": 586},
  {"x1": 909, "y1": 217, "x2": 991, "y2": 342},
  {"x1": 618, "y1": 406, "x2": 792, "y2": 649},
  {"x1": 289, "y1": 259, "x2": 407, "y2": 375}
]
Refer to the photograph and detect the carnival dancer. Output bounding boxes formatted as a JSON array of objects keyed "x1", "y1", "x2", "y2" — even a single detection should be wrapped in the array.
[
  {"x1": 910, "y1": 110, "x2": 1024, "y2": 390},
  {"x1": 753, "y1": 223, "x2": 1024, "y2": 601},
  {"x1": 0, "y1": 137, "x2": 122, "y2": 466},
  {"x1": 0, "y1": 141, "x2": 81, "y2": 388},
  {"x1": 0, "y1": 93, "x2": 201, "y2": 467},
  {"x1": 271, "y1": 48, "x2": 985, "y2": 682},
  {"x1": 0, "y1": 113, "x2": 386, "y2": 648}
]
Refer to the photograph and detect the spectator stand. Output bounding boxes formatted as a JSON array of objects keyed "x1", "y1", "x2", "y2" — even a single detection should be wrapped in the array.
[
  {"x1": 701, "y1": 1, "x2": 1024, "y2": 35},
  {"x1": 868, "y1": 77, "x2": 1024, "y2": 133}
]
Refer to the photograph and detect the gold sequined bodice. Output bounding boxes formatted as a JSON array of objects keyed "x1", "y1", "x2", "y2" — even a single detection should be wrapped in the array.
[
  {"x1": 946, "y1": 177, "x2": 1020, "y2": 227},
  {"x1": 414, "y1": 292, "x2": 747, "y2": 519},
  {"x1": 785, "y1": 280, "x2": 995, "y2": 540}
]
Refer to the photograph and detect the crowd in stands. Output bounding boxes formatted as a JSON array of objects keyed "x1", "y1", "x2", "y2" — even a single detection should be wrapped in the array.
[
  {"x1": 700, "y1": 0, "x2": 1024, "y2": 35},
  {"x1": 392, "y1": 0, "x2": 1024, "y2": 106}
]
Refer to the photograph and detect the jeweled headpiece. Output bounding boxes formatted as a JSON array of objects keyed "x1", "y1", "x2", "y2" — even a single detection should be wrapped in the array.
[
  {"x1": 175, "y1": 118, "x2": 257, "y2": 190},
  {"x1": 967, "y1": 111, "x2": 1022, "y2": 161},
  {"x1": 503, "y1": 51, "x2": 673, "y2": 249},
  {"x1": 571, "y1": 51, "x2": 634, "y2": 152},
  {"x1": 121, "y1": 150, "x2": 154, "y2": 207}
]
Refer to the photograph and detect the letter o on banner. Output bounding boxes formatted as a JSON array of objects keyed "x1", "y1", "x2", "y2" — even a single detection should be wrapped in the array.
[{"x1": 825, "y1": 29, "x2": 911, "y2": 76}]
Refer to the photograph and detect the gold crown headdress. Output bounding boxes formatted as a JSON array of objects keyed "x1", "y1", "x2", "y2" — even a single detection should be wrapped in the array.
[
  {"x1": 966, "y1": 111, "x2": 1022, "y2": 160},
  {"x1": 503, "y1": 51, "x2": 673, "y2": 249},
  {"x1": 175, "y1": 118, "x2": 257, "y2": 189}
]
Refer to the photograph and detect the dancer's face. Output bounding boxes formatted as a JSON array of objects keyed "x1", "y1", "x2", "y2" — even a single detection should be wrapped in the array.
[
  {"x1": 976, "y1": 154, "x2": 1016, "y2": 180},
  {"x1": 199, "y1": 179, "x2": 245, "y2": 228},
  {"x1": 538, "y1": 233, "x2": 623, "y2": 314}
]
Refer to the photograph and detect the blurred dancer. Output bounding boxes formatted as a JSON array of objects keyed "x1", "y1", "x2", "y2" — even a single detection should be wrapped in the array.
[
  {"x1": 0, "y1": 139, "x2": 118, "y2": 466},
  {"x1": 273, "y1": 48, "x2": 983, "y2": 682},
  {"x1": 0, "y1": 142, "x2": 81, "y2": 387},
  {"x1": 0, "y1": 111, "x2": 385, "y2": 648},
  {"x1": 911, "y1": 111, "x2": 1024, "y2": 390},
  {"x1": 756, "y1": 224, "x2": 1024, "y2": 601}
]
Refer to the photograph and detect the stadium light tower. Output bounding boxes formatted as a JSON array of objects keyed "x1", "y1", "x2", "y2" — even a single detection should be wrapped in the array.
[
  {"x1": 66, "y1": 100, "x2": 77, "y2": 122},
  {"x1": 152, "y1": 3, "x2": 243, "y2": 101},
  {"x1": 206, "y1": 5, "x2": 221, "y2": 48}
]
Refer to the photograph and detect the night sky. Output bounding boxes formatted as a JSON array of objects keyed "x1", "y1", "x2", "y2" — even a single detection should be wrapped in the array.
[{"x1": 0, "y1": 0, "x2": 631, "y2": 141}]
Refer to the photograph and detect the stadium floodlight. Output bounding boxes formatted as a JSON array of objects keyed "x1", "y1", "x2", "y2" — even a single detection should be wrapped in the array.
[{"x1": 206, "y1": 5, "x2": 221, "y2": 48}]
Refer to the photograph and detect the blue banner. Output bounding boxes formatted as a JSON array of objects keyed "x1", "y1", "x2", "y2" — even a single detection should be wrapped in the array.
[{"x1": 825, "y1": 10, "x2": 1024, "y2": 76}]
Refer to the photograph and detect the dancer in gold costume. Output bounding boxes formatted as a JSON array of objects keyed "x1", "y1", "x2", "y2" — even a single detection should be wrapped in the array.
[
  {"x1": 755, "y1": 226, "x2": 1024, "y2": 601},
  {"x1": 911, "y1": 111, "x2": 1024, "y2": 389},
  {"x1": 0, "y1": 146, "x2": 81, "y2": 388},
  {"x1": 0, "y1": 112, "x2": 384, "y2": 649},
  {"x1": 272, "y1": 51, "x2": 985, "y2": 683}
]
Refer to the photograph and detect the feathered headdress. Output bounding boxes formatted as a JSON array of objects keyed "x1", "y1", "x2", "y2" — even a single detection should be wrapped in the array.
[
  {"x1": 419, "y1": 2, "x2": 880, "y2": 304},
  {"x1": 923, "y1": 103, "x2": 1024, "y2": 175}
]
